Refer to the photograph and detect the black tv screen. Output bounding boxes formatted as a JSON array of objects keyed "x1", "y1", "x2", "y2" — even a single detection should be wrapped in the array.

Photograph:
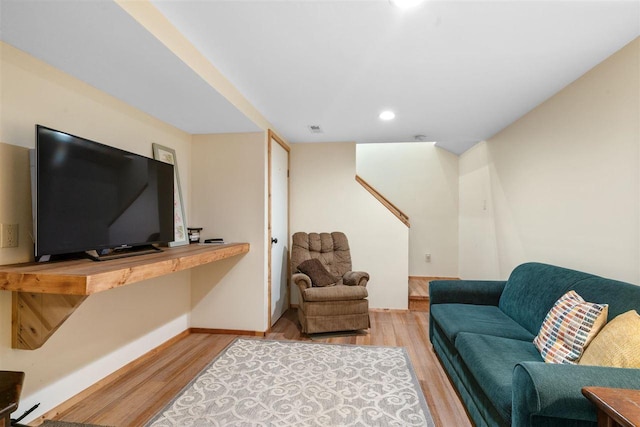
[{"x1": 35, "y1": 125, "x2": 174, "y2": 259}]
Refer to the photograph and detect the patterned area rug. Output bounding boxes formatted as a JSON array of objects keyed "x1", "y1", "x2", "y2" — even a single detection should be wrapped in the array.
[{"x1": 146, "y1": 338, "x2": 435, "y2": 426}]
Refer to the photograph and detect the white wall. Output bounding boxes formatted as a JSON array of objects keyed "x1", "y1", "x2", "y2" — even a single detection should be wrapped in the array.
[
  {"x1": 356, "y1": 142, "x2": 459, "y2": 277},
  {"x1": 459, "y1": 38, "x2": 639, "y2": 284},
  {"x1": 290, "y1": 142, "x2": 409, "y2": 309},
  {"x1": 190, "y1": 133, "x2": 268, "y2": 332},
  {"x1": 0, "y1": 43, "x2": 192, "y2": 421}
]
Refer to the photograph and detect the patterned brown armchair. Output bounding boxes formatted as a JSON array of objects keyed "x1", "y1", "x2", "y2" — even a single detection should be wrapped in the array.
[{"x1": 291, "y1": 232, "x2": 370, "y2": 334}]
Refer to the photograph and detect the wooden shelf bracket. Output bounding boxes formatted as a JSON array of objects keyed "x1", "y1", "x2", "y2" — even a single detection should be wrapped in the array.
[{"x1": 12, "y1": 292, "x2": 87, "y2": 350}]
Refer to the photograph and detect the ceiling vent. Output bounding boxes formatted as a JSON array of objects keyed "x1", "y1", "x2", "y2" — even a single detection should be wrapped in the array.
[{"x1": 307, "y1": 125, "x2": 323, "y2": 134}]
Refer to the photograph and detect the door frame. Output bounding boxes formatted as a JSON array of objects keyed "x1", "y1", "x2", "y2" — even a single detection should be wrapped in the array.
[{"x1": 267, "y1": 129, "x2": 291, "y2": 330}]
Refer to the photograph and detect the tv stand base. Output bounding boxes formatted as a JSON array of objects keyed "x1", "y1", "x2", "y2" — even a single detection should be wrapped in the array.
[{"x1": 85, "y1": 245, "x2": 162, "y2": 262}]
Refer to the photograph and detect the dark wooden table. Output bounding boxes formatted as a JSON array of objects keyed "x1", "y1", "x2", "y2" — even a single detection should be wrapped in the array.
[
  {"x1": 582, "y1": 387, "x2": 640, "y2": 427},
  {"x1": 0, "y1": 371, "x2": 25, "y2": 427}
]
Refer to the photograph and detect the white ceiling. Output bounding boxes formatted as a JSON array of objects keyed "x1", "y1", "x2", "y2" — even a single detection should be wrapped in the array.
[
  {"x1": 2, "y1": 1, "x2": 639, "y2": 154},
  {"x1": 0, "y1": 0, "x2": 260, "y2": 135}
]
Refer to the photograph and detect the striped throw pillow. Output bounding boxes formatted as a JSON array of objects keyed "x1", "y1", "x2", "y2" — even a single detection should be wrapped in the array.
[{"x1": 534, "y1": 290, "x2": 608, "y2": 364}]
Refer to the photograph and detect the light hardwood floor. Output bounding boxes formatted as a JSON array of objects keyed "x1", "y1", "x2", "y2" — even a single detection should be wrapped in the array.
[{"x1": 47, "y1": 309, "x2": 471, "y2": 427}]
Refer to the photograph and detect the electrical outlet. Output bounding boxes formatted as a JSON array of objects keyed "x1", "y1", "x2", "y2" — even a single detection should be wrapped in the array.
[
  {"x1": 1, "y1": 224, "x2": 19, "y2": 248},
  {"x1": 425, "y1": 253, "x2": 431, "y2": 263}
]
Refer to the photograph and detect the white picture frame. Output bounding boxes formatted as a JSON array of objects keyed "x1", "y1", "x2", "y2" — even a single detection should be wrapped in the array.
[{"x1": 153, "y1": 143, "x2": 188, "y2": 247}]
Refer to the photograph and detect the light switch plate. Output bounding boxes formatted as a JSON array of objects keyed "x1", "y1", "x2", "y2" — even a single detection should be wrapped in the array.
[{"x1": 1, "y1": 224, "x2": 19, "y2": 248}]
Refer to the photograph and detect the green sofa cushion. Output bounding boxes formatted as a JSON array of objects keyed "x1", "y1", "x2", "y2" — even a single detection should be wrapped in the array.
[
  {"x1": 499, "y1": 263, "x2": 593, "y2": 335},
  {"x1": 456, "y1": 333, "x2": 543, "y2": 421},
  {"x1": 431, "y1": 304, "x2": 535, "y2": 345},
  {"x1": 573, "y1": 277, "x2": 640, "y2": 320}
]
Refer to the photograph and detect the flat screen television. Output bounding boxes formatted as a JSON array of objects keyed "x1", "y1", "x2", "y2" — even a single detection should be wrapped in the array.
[{"x1": 34, "y1": 125, "x2": 175, "y2": 261}]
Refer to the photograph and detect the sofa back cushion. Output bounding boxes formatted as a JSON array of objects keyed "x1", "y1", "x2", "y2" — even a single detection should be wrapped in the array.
[
  {"x1": 499, "y1": 263, "x2": 594, "y2": 335},
  {"x1": 500, "y1": 263, "x2": 640, "y2": 336},
  {"x1": 572, "y1": 277, "x2": 640, "y2": 321}
]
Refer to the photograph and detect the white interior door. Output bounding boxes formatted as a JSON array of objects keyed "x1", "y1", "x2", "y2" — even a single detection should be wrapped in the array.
[{"x1": 270, "y1": 137, "x2": 289, "y2": 327}]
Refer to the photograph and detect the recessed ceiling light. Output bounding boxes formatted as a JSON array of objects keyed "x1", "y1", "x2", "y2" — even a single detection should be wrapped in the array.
[
  {"x1": 390, "y1": 0, "x2": 425, "y2": 9},
  {"x1": 379, "y1": 111, "x2": 395, "y2": 121}
]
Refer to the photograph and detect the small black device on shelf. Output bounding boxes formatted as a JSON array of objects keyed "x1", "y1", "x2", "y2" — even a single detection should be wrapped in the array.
[{"x1": 204, "y1": 238, "x2": 225, "y2": 244}]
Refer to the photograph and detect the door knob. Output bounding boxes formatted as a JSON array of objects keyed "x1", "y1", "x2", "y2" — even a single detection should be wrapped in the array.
[{"x1": 271, "y1": 237, "x2": 278, "y2": 244}]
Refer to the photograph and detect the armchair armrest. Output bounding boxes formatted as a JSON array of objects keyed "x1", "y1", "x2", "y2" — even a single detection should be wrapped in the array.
[
  {"x1": 512, "y1": 362, "x2": 640, "y2": 426},
  {"x1": 343, "y1": 271, "x2": 369, "y2": 287},
  {"x1": 429, "y1": 280, "x2": 506, "y2": 306},
  {"x1": 292, "y1": 272, "x2": 312, "y2": 291}
]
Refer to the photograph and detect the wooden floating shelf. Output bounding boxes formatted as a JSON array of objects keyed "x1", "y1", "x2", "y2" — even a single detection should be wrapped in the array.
[
  {"x1": 0, "y1": 243, "x2": 249, "y2": 349},
  {"x1": 0, "y1": 243, "x2": 249, "y2": 295}
]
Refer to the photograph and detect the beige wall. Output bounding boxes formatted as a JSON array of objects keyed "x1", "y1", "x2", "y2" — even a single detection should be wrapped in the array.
[
  {"x1": 458, "y1": 142, "x2": 501, "y2": 279},
  {"x1": 0, "y1": 42, "x2": 193, "y2": 420},
  {"x1": 459, "y1": 38, "x2": 639, "y2": 284},
  {"x1": 190, "y1": 133, "x2": 268, "y2": 332},
  {"x1": 290, "y1": 142, "x2": 409, "y2": 309},
  {"x1": 356, "y1": 142, "x2": 459, "y2": 277},
  {"x1": 0, "y1": 144, "x2": 31, "y2": 266}
]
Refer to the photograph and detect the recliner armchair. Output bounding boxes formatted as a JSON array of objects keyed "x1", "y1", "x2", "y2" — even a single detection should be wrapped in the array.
[{"x1": 291, "y1": 232, "x2": 370, "y2": 334}]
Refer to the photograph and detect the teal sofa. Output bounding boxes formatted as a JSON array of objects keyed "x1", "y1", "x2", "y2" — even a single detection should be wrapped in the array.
[{"x1": 429, "y1": 262, "x2": 640, "y2": 427}]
